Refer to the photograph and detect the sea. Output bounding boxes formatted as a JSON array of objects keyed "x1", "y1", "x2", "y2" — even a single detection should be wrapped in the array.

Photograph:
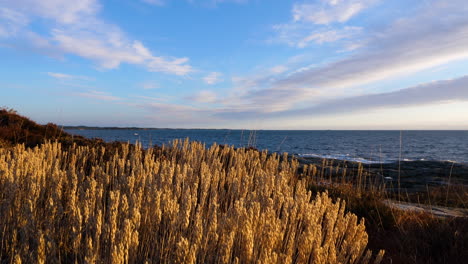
[{"x1": 64, "y1": 129, "x2": 468, "y2": 165}]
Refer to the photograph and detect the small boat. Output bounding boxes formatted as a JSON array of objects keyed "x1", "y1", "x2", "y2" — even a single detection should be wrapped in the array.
[{"x1": 134, "y1": 133, "x2": 139, "y2": 136}]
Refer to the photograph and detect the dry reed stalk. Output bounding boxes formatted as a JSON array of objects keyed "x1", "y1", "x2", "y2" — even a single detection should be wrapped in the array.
[{"x1": 0, "y1": 140, "x2": 383, "y2": 263}]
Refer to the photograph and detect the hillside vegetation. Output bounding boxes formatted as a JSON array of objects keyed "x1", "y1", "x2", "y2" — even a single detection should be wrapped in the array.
[{"x1": 0, "y1": 108, "x2": 100, "y2": 148}]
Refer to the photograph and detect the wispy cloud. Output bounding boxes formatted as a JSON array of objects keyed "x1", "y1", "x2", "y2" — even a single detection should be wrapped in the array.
[
  {"x1": 140, "y1": 81, "x2": 160, "y2": 90},
  {"x1": 0, "y1": 7, "x2": 28, "y2": 37},
  {"x1": 74, "y1": 90, "x2": 121, "y2": 101},
  {"x1": 273, "y1": 24, "x2": 362, "y2": 48},
  {"x1": 47, "y1": 72, "x2": 92, "y2": 81},
  {"x1": 140, "y1": 102, "x2": 219, "y2": 127},
  {"x1": 135, "y1": 75, "x2": 468, "y2": 126},
  {"x1": 297, "y1": 76, "x2": 468, "y2": 116},
  {"x1": 211, "y1": 0, "x2": 249, "y2": 4},
  {"x1": 142, "y1": 0, "x2": 249, "y2": 7},
  {"x1": 242, "y1": 0, "x2": 468, "y2": 112},
  {"x1": 293, "y1": 0, "x2": 378, "y2": 25},
  {"x1": 270, "y1": 65, "x2": 288, "y2": 74},
  {"x1": 141, "y1": 0, "x2": 165, "y2": 6},
  {"x1": 298, "y1": 27, "x2": 362, "y2": 47},
  {"x1": 272, "y1": 0, "x2": 372, "y2": 49},
  {"x1": 145, "y1": 102, "x2": 198, "y2": 112},
  {"x1": 216, "y1": 75, "x2": 468, "y2": 119},
  {"x1": 0, "y1": 0, "x2": 192, "y2": 75},
  {"x1": 187, "y1": 90, "x2": 218, "y2": 103},
  {"x1": 117, "y1": 74, "x2": 468, "y2": 128},
  {"x1": 131, "y1": 95, "x2": 169, "y2": 102},
  {"x1": 203, "y1": 72, "x2": 223, "y2": 85},
  {"x1": 1, "y1": 0, "x2": 100, "y2": 25},
  {"x1": 50, "y1": 28, "x2": 192, "y2": 75}
]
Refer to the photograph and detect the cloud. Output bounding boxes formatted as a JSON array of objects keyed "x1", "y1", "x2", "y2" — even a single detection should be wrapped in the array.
[
  {"x1": 187, "y1": 90, "x2": 217, "y2": 103},
  {"x1": 273, "y1": 24, "x2": 362, "y2": 48},
  {"x1": 293, "y1": 0, "x2": 378, "y2": 25},
  {"x1": 135, "y1": 75, "x2": 468, "y2": 126},
  {"x1": 124, "y1": 75, "x2": 468, "y2": 127},
  {"x1": 140, "y1": 81, "x2": 160, "y2": 90},
  {"x1": 74, "y1": 90, "x2": 121, "y2": 101},
  {"x1": 141, "y1": 0, "x2": 165, "y2": 6},
  {"x1": 0, "y1": 0, "x2": 100, "y2": 25},
  {"x1": 52, "y1": 30, "x2": 192, "y2": 74},
  {"x1": 0, "y1": 0, "x2": 192, "y2": 75},
  {"x1": 203, "y1": 72, "x2": 223, "y2": 85},
  {"x1": 141, "y1": 0, "x2": 249, "y2": 7},
  {"x1": 212, "y1": 0, "x2": 249, "y2": 4},
  {"x1": 145, "y1": 102, "x2": 198, "y2": 113},
  {"x1": 139, "y1": 102, "x2": 219, "y2": 127},
  {"x1": 131, "y1": 95, "x2": 168, "y2": 102},
  {"x1": 270, "y1": 65, "x2": 288, "y2": 74},
  {"x1": 272, "y1": 1, "x2": 370, "y2": 48},
  {"x1": 47, "y1": 72, "x2": 92, "y2": 80},
  {"x1": 0, "y1": 7, "x2": 29, "y2": 37},
  {"x1": 282, "y1": 75, "x2": 468, "y2": 117},
  {"x1": 241, "y1": 0, "x2": 468, "y2": 112},
  {"x1": 298, "y1": 26, "x2": 362, "y2": 47},
  {"x1": 217, "y1": 75, "x2": 468, "y2": 119}
]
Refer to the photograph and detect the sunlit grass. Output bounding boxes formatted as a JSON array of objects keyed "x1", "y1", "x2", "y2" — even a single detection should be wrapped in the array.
[{"x1": 0, "y1": 140, "x2": 383, "y2": 263}]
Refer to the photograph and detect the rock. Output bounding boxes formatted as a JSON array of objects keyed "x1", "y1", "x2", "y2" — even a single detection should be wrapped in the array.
[{"x1": 294, "y1": 155, "x2": 468, "y2": 193}]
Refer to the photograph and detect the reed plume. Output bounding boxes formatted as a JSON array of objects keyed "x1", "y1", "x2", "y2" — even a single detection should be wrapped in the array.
[{"x1": 0, "y1": 140, "x2": 383, "y2": 263}]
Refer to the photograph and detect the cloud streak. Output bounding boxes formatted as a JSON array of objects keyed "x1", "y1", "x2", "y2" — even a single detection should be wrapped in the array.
[
  {"x1": 74, "y1": 90, "x2": 121, "y2": 101},
  {"x1": 0, "y1": 0, "x2": 192, "y2": 75},
  {"x1": 203, "y1": 72, "x2": 223, "y2": 85},
  {"x1": 47, "y1": 72, "x2": 92, "y2": 81},
  {"x1": 244, "y1": 0, "x2": 468, "y2": 112},
  {"x1": 141, "y1": 0, "x2": 249, "y2": 7},
  {"x1": 186, "y1": 90, "x2": 218, "y2": 103},
  {"x1": 0, "y1": 7, "x2": 28, "y2": 37},
  {"x1": 273, "y1": 22, "x2": 363, "y2": 48},
  {"x1": 140, "y1": 81, "x2": 160, "y2": 90},
  {"x1": 141, "y1": 0, "x2": 165, "y2": 6},
  {"x1": 293, "y1": 0, "x2": 378, "y2": 25},
  {"x1": 282, "y1": 75, "x2": 468, "y2": 117},
  {"x1": 217, "y1": 75, "x2": 468, "y2": 119}
]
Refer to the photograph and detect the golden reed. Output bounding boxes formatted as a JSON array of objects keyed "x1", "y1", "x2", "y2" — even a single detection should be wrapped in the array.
[{"x1": 0, "y1": 140, "x2": 383, "y2": 263}]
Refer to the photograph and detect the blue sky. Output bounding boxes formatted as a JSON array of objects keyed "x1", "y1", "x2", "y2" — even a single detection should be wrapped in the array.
[{"x1": 1, "y1": 0, "x2": 468, "y2": 129}]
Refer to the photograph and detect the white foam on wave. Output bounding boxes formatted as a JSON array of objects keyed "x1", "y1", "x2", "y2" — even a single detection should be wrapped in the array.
[{"x1": 297, "y1": 153, "x2": 393, "y2": 164}]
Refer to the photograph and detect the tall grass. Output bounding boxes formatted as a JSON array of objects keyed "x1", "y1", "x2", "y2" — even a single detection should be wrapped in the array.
[
  {"x1": 0, "y1": 140, "x2": 383, "y2": 263},
  {"x1": 300, "y1": 157, "x2": 468, "y2": 263}
]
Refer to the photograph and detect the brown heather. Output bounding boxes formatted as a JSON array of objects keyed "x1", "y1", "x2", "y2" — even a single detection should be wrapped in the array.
[{"x1": 0, "y1": 140, "x2": 383, "y2": 263}]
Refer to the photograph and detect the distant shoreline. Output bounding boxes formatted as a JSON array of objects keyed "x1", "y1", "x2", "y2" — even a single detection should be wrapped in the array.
[
  {"x1": 64, "y1": 126, "x2": 166, "y2": 130},
  {"x1": 63, "y1": 126, "x2": 244, "y2": 130},
  {"x1": 63, "y1": 126, "x2": 468, "y2": 131}
]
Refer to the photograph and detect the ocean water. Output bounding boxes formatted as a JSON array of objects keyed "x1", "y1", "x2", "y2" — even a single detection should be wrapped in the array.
[{"x1": 64, "y1": 129, "x2": 468, "y2": 164}]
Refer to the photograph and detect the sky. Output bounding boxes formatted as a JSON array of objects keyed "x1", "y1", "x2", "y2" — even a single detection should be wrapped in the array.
[{"x1": 1, "y1": 0, "x2": 468, "y2": 129}]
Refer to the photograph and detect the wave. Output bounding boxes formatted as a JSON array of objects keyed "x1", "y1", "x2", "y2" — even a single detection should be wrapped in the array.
[
  {"x1": 296, "y1": 153, "x2": 465, "y2": 165},
  {"x1": 296, "y1": 153, "x2": 392, "y2": 164}
]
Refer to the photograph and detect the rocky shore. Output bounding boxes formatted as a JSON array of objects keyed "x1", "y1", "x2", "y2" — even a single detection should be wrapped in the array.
[{"x1": 293, "y1": 155, "x2": 468, "y2": 193}]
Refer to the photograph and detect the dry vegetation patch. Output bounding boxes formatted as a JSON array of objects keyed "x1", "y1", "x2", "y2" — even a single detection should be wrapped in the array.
[{"x1": 0, "y1": 141, "x2": 383, "y2": 263}]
